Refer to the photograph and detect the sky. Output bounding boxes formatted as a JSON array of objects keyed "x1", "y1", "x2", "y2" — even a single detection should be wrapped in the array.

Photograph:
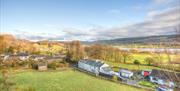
[{"x1": 0, "y1": 0, "x2": 180, "y2": 41}]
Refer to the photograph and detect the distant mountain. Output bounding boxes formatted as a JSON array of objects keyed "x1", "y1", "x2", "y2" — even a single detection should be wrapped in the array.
[{"x1": 83, "y1": 34, "x2": 179, "y2": 45}]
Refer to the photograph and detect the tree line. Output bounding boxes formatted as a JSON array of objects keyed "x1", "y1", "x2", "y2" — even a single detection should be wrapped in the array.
[
  {"x1": 65, "y1": 41, "x2": 134, "y2": 64},
  {"x1": 65, "y1": 41, "x2": 180, "y2": 71}
]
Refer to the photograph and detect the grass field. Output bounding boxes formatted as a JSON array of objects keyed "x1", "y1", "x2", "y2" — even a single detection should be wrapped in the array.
[
  {"x1": 129, "y1": 53, "x2": 178, "y2": 64},
  {"x1": 33, "y1": 44, "x2": 64, "y2": 55},
  {"x1": 106, "y1": 61, "x2": 161, "y2": 71},
  {"x1": 0, "y1": 69, "x2": 146, "y2": 91},
  {"x1": 121, "y1": 53, "x2": 175, "y2": 65}
]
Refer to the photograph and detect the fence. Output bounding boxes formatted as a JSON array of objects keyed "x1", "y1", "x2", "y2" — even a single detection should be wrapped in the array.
[{"x1": 73, "y1": 67, "x2": 154, "y2": 91}]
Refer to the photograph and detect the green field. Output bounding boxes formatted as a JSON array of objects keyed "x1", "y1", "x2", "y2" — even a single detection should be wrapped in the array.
[
  {"x1": 128, "y1": 53, "x2": 178, "y2": 64},
  {"x1": 106, "y1": 61, "x2": 161, "y2": 71},
  {"x1": 134, "y1": 54, "x2": 178, "y2": 63},
  {"x1": 0, "y1": 69, "x2": 145, "y2": 91},
  {"x1": 33, "y1": 44, "x2": 64, "y2": 55}
]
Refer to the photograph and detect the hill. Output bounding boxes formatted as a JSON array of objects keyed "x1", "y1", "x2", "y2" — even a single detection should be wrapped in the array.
[
  {"x1": 0, "y1": 34, "x2": 64, "y2": 54},
  {"x1": 83, "y1": 34, "x2": 179, "y2": 46},
  {"x1": 0, "y1": 34, "x2": 34, "y2": 53}
]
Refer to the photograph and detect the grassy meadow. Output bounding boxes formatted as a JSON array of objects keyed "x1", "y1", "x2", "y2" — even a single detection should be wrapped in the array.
[
  {"x1": 0, "y1": 69, "x2": 146, "y2": 91},
  {"x1": 125, "y1": 53, "x2": 178, "y2": 64},
  {"x1": 106, "y1": 61, "x2": 161, "y2": 71},
  {"x1": 33, "y1": 43, "x2": 65, "y2": 55},
  {"x1": 106, "y1": 53, "x2": 179, "y2": 71}
]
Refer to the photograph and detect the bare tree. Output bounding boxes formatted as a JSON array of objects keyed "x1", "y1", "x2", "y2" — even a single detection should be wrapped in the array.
[{"x1": 175, "y1": 25, "x2": 180, "y2": 43}]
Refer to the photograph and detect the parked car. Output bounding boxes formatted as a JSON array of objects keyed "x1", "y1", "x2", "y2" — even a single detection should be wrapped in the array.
[{"x1": 156, "y1": 86, "x2": 173, "y2": 91}]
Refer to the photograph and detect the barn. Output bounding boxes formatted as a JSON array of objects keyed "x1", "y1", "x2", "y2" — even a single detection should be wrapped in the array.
[{"x1": 37, "y1": 62, "x2": 48, "y2": 71}]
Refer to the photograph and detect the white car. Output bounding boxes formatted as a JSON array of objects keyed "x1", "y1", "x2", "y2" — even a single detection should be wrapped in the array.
[{"x1": 156, "y1": 86, "x2": 173, "y2": 91}]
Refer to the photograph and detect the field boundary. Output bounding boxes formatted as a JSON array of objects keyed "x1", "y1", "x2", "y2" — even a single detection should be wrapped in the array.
[{"x1": 73, "y1": 67, "x2": 154, "y2": 91}]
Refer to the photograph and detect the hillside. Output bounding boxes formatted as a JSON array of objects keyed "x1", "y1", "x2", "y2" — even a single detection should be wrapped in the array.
[
  {"x1": 0, "y1": 34, "x2": 64, "y2": 54},
  {"x1": 0, "y1": 34, "x2": 34, "y2": 53},
  {"x1": 83, "y1": 34, "x2": 179, "y2": 46}
]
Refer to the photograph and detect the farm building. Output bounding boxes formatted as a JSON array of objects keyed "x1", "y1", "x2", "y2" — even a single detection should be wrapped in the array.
[
  {"x1": 149, "y1": 69, "x2": 180, "y2": 88},
  {"x1": 119, "y1": 69, "x2": 133, "y2": 78},
  {"x1": 78, "y1": 59, "x2": 114, "y2": 76},
  {"x1": 37, "y1": 62, "x2": 48, "y2": 71}
]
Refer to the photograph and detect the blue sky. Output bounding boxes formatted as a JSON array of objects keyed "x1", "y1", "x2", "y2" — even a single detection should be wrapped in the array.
[{"x1": 0, "y1": 0, "x2": 180, "y2": 41}]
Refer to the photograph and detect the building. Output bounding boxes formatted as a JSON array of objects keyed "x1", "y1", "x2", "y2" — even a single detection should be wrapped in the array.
[
  {"x1": 44, "y1": 56, "x2": 63, "y2": 63},
  {"x1": 78, "y1": 59, "x2": 114, "y2": 76},
  {"x1": 17, "y1": 53, "x2": 29, "y2": 61},
  {"x1": 37, "y1": 62, "x2": 47, "y2": 71},
  {"x1": 2, "y1": 55, "x2": 19, "y2": 62},
  {"x1": 119, "y1": 69, "x2": 133, "y2": 79},
  {"x1": 149, "y1": 69, "x2": 180, "y2": 88},
  {"x1": 30, "y1": 55, "x2": 46, "y2": 61},
  {"x1": 141, "y1": 69, "x2": 151, "y2": 77}
]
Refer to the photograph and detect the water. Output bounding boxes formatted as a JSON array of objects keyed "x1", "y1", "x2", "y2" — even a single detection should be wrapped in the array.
[{"x1": 118, "y1": 48, "x2": 180, "y2": 54}]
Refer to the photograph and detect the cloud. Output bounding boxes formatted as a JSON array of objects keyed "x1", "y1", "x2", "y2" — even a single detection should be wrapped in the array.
[
  {"x1": 93, "y1": 6, "x2": 180, "y2": 40},
  {"x1": 153, "y1": 0, "x2": 171, "y2": 4},
  {"x1": 3, "y1": 6, "x2": 180, "y2": 41}
]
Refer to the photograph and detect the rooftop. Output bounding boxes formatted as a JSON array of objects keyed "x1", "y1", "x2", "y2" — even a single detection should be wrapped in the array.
[
  {"x1": 119, "y1": 69, "x2": 133, "y2": 74},
  {"x1": 150, "y1": 69, "x2": 180, "y2": 82},
  {"x1": 79, "y1": 59, "x2": 104, "y2": 67}
]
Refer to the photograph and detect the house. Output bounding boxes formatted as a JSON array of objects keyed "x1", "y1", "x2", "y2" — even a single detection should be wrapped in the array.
[
  {"x1": 3, "y1": 54, "x2": 19, "y2": 62},
  {"x1": 37, "y1": 62, "x2": 47, "y2": 71},
  {"x1": 149, "y1": 69, "x2": 179, "y2": 88},
  {"x1": 0, "y1": 54, "x2": 7, "y2": 62},
  {"x1": 78, "y1": 59, "x2": 114, "y2": 76},
  {"x1": 119, "y1": 69, "x2": 133, "y2": 79},
  {"x1": 30, "y1": 55, "x2": 46, "y2": 61},
  {"x1": 44, "y1": 56, "x2": 63, "y2": 63},
  {"x1": 17, "y1": 53, "x2": 29, "y2": 61}
]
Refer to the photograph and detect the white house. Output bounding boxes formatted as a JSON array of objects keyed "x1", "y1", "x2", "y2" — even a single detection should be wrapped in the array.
[
  {"x1": 78, "y1": 59, "x2": 114, "y2": 76},
  {"x1": 18, "y1": 53, "x2": 29, "y2": 61},
  {"x1": 30, "y1": 55, "x2": 45, "y2": 61},
  {"x1": 119, "y1": 69, "x2": 133, "y2": 79}
]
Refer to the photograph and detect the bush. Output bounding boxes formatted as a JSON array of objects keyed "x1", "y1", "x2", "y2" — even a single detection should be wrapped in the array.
[
  {"x1": 139, "y1": 80, "x2": 156, "y2": 88},
  {"x1": 0, "y1": 70, "x2": 15, "y2": 91},
  {"x1": 133, "y1": 60, "x2": 140, "y2": 65},
  {"x1": 145, "y1": 57, "x2": 155, "y2": 66},
  {"x1": 112, "y1": 75, "x2": 118, "y2": 82},
  {"x1": 14, "y1": 86, "x2": 36, "y2": 91},
  {"x1": 48, "y1": 62, "x2": 57, "y2": 70}
]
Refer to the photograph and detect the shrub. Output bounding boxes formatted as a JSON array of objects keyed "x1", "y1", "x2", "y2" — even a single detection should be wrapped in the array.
[
  {"x1": 145, "y1": 57, "x2": 155, "y2": 66},
  {"x1": 0, "y1": 70, "x2": 15, "y2": 91},
  {"x1": 112, "y1": 75, "x2": 118, "y2": 82},
  {"x1": 48, "y1": 62, "x2": 57, "y2": 70},
  {"x1": 133, "y1": 60, "x2": 140, "y2": 65},
  {"x1": 139, "y1": 80, "x2": 156, "y2": 88}
]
